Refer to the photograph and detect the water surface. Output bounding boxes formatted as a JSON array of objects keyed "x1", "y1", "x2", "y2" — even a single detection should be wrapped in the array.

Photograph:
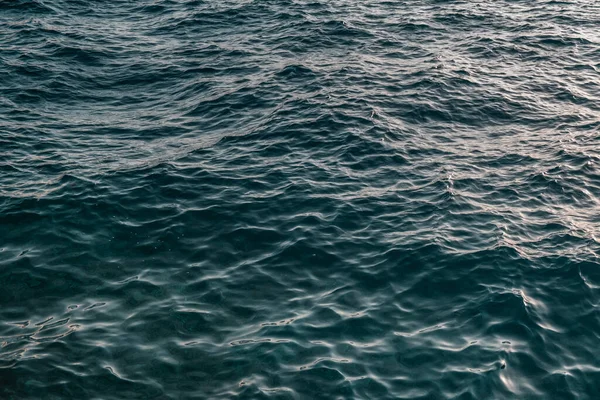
[{"x1": 2, "y1": 0, "x2": 600, "y2": 398}]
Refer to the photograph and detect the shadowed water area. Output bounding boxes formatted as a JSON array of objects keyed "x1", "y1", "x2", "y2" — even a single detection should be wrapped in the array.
[{"x1": 2, "y1": 0, "x2": 600, "y2": 398}]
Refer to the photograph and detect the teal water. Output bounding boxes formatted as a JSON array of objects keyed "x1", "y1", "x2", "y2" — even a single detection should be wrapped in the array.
[{"x1": 2, "y1": 1, "x2": 600, "y2": 399}]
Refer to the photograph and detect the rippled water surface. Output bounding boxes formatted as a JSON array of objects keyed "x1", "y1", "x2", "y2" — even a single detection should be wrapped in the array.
[{"x1": 2, "y1": 0, "x2": 600, "y2": 398}]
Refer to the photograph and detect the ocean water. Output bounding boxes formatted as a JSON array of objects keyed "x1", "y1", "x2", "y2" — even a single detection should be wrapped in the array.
[{"x1": 1, "y1": 0, "x2": 600, "y2": 398}]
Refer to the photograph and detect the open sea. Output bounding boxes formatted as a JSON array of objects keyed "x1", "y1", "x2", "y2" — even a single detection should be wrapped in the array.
[{"x1": 2, "y1": 0, "x2": 600, "y2": 398}]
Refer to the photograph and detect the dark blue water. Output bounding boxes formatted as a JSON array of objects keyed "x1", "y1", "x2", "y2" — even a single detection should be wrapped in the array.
[{"x1": 2, "y1": 0, "x2": 600, "y2": 398}]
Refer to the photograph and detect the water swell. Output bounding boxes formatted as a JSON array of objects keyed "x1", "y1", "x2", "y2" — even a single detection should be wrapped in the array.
[{"x1": 2, "y1": 0, "x2": 600, "y2": 398}]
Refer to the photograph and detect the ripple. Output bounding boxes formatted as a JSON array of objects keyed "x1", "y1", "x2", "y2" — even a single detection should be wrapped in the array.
[{"x1": 2, "y1": 0, "x2": 600, "y2": 398}]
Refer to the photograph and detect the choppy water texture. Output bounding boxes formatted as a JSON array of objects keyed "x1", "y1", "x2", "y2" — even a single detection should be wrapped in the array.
[{"x1": 2, "y1": 0, "x2": 600, "y2": 398}]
